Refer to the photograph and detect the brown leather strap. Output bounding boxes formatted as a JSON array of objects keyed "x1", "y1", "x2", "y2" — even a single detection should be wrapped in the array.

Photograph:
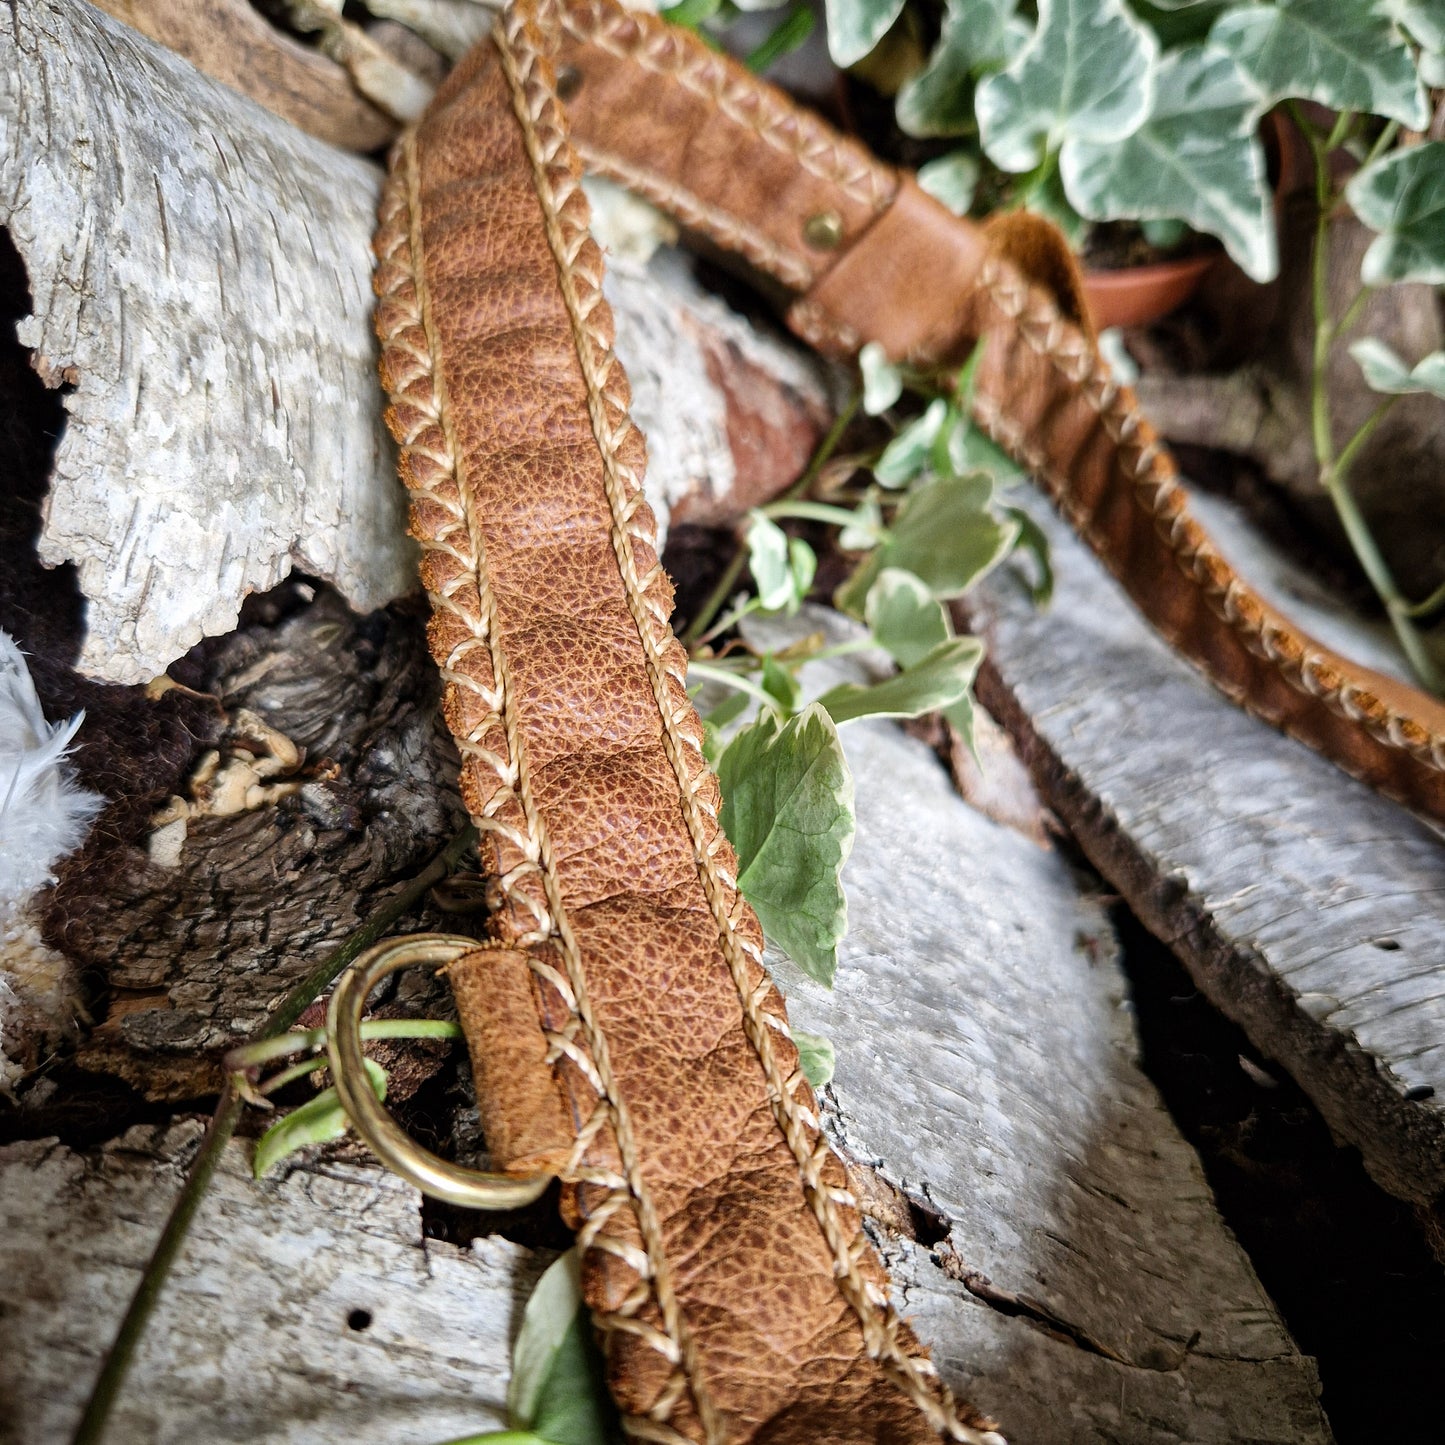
[
  {"x1": 551, "y1": 0, "x2": 1445, "y2": 825},
  {"x1": 373, "y1": 5, "x2": 995, "y2": 1440}
]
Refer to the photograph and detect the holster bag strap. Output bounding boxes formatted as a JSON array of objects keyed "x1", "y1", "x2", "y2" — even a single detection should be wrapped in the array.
[
  {"x1": 550, "y1": 0, "x2": 1445, "y2": 825},
  {"x1": 372, "y1": 2, "x2": 997, "y2": 1441}
]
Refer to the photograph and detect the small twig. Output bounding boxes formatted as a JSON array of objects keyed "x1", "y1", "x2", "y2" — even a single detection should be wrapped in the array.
[{"x1": 70, "y1": 823, "x2": 477, "y2": 1445}]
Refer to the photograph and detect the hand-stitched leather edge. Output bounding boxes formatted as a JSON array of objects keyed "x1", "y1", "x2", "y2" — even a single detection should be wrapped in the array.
[
  {"x1": 558, "y1": 0, "x2": 893, "y2": 212},
  {"x1": 496, "y1": 6, "x2": 994, "y2": 1439},
  {"x1": 375, "y1": 16, "x2": 1005, "y2": 1439},
  {"x1": 373, "y1": 132, "x2": 724, "y2": 1442},
  {"x1": 967, "y1": 256, "x2": 1445, "y2": 814}
]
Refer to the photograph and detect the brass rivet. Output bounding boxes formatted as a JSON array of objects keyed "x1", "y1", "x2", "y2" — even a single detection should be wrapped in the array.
[
  {"x1": 803, "y1": 211, "x2": 845, "y2": 250},
  {"x1": 555, "y1": 65, "x2": 582, "y2": 101}
]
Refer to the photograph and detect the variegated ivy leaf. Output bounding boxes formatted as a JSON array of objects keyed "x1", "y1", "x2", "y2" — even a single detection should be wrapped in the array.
[
  {"x1": 896, "y1": 0, "x2": 1025, "y2": 137},
  {"x1": 817, "y1": 636, "x2": 984, "y2": 724},
  {"x1": 1210, "y1": 0, "x2": 1428, "y2": 130},
  {"x1": 917, "y1": 152, "x2": 981, "y2": 214},
  {"x1": 860, "y1": 341, "x2": 904, "y2": 414},
  {"x1": 1062, "y1": 46, "x2": 1277, "y2": 281},
  {"x1": 865, "y1": 566, "x2": 985, "y2": 749},
  {"x1": 874, "y1": 397, "x2": 950, "y2": 486},
  {"x1": 825, "y1": 0, "x2": 906, "y2": 67},
  {"x1": 1384, "y1": 0, "x2": 1445, "y2": 49},
  {"x1": 977, "y1": 0, "x2": 1159, "y2": 173},
  {"x1": 505, "y1": 1249, "x2": 613, "y2": 1445},
  {"x1": 717, "y1": 704, "x2": 855, "y2": 986},
  {"x1": 837, "y1": 471, "x2": 1017, "y2": 613},
  {"x1": 1346, "y1": 141, "x2": 1445, "y2": 285},
  {"x1": 792, "y1": 1030, "x2": 836, "y2": 1088},
  {"x1": 1350, "y1": 338, "x2": 1445, "y2": 398},
  {"x1": 746, "y1": 512, "x2": 815, "y2": 613}
]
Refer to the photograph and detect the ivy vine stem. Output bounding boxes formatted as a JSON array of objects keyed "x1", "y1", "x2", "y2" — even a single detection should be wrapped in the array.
[
  {"x1": 680, "y1": 391, "x2": 859, "y2": 648},
  {"x1": 1291, "y1": 104, "x2": 1444, "y2": 695},
  {"x1": 70, "y1": 823, "x2": 478, "y2": 1445}
]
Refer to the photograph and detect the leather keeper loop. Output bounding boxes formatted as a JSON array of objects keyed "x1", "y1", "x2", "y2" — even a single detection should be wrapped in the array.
[
  {"x1": 448, "y1": 945, "x2": 577, "y2": 1177},
  {"x1": 787, "y1": 176, "x2": 990, "y2": 364}
]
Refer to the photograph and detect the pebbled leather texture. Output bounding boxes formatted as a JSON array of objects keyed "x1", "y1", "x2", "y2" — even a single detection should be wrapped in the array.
[
  {"x1": 372, "y1": 4, "x2": 994, "y2": 1441},
  {"x1": 550, "y1": 0, "x2": 1445, "y2": 826}
]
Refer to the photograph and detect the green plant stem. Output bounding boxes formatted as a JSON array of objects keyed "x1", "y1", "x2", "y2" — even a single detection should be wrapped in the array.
[
  {"x1": 1291, "y1": 105, "x2": 1443, "y2": 694},
  {"x1": 1294, "y1": 111, "x2": 1439, "y2": 693},
  {"x1": 1361, "y1": 118, "x2": 1400, "y2": 173},
  {"x1": 227, "y1": 1017, "x2": 463, "y2": 1073},
  {"x1": 686, "y1": 658, "x2": 779, "y2": 710},
  {"x1": 759, "y1": 500, "x2": 871, "y2": 530},
  {"x1": 679, "y1": 392, "x2": 858, "y2": 648},
  {"x1": 70, "y1": 823, "x2": 476, "y2": 1445},
  {"x1": 1401, "y1": 576, "x2": 1445, "y2": 622}
]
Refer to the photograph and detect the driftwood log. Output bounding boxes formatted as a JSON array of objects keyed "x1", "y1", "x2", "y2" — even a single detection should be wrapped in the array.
[
  {"x1": 972, "y1": 487, "x2": 1445, "y2": 1224},
  {"x1": 0, "y1": 1121, "x2": 543, "y2": 1442},
  {"x1": 0, "y1": 0, "x2": 827, "y2": 685},
  {"x1": 1, "y1": 622, "x2": 1334, "y2": 1441}
]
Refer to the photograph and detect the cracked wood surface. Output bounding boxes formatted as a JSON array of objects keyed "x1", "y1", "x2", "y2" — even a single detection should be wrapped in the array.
[
  {"x1": 0, "y1": 1120, "x2": 544, "y2": 1442},
  {"x1": 755, "y1": 624, "x2": 1330, "y2": 1443},
  {"x1": 0, "y1": 0, "x2": 827, "y2": 684},
  {"x1": 971, "y1": 487, "x2": 1445, "y2": 1218}
]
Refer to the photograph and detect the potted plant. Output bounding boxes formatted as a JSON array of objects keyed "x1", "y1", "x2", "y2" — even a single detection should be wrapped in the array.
[{"x1": 809, "y1": 0, "x2": 1445, "y2": 683}]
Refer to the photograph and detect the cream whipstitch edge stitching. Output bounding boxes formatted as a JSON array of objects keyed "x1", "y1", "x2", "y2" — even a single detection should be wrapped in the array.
[
  {"x1": 500, "y1": 7, "x2": 993, "y2": 1442},
  {"x1": 972, "y1": 258, "x2": 1445, "y2": 779},
  {"x1": 373, "y1": 126, "x2": 711, "y2": 1445},
  {"x1": 559, "y1": 0, "x2": 896, "y2": 215},
  {"x1": 573, "y1": 140, "x2": 814, "y2": 291}
]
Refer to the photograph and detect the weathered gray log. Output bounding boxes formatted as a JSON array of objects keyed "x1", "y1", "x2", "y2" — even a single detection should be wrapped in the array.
[
  {"x1": 7, "y1": 619, "x2": 1331, "y2": 1442},
  {"x1": 0, "y1": 1121, "x2": 541, "y2": 1442},
  {"x1": 970, "y1": 486, "x2": 1445, "y2": 1219},
  {"x1": 0, "y1": 0, "x2": 827, "y2": 685},
  {"x1": 746, "y1": 618, "x2": 1332, "y2": 1442}
]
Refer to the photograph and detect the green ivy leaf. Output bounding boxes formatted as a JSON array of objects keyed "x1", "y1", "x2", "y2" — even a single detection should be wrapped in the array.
[
  {"x1": 977, "y1": 0, "x2": 1159, "y2": 173},
  {"x1": 896, "y1": 0, "x2": 1024, "y2": 137},
  {"x1": 1001, "y1": 505, "x2": 1056, "y2": 606},
  {"x1": 1210, "y1": 0, "x2": 1428, "y2": 129},
  {"x1": 1061, "y1": 45, "x2": 1276, "y2": 281},
  {"x1": 252, "y1": 1060, "x2": 387, "y2": 1180},
  {"x1": 1384, "y1": 0, "x2": 1445, "y2": 51},
  {"x1": 952, "y1": 425, "x2": 1027, "y2": 484},
  {"x1": 1346, "y1": 141, "x2": 1445, "y2": 284},
  {"x1": 717, "y1": 704, "x2": 855, "y2": 986},
  {"x1": 746, "y1": 514, "x2": 815, "y2": 614},
  {"x1": 817, "y1": 636, "x2": 984, "y2": 724},
  {"x1": 1349, "y1": 338, "x2": 1445, "y2": 397},
  {"x1": 864, "y1": 568, "x2": 982, "y2": 749},
  {"x1": 792, "y1": 1030, "x2": 836, "y2": 1088},
  {"x1": 866, "y1": 567, "x2": 950, "y2": 666},
  {"x1": 859, "y1": 341, "x2": 904, "y2": 415},
  {"x1": 761, "y1": 652, "x2": 804, "y2": 714},
  {"x1": 506, "y1": 1250, "x2": 612, "y2": 1445},
  {"x1": 917, "y1": 152, "x2": 981, "y2": 214},
  {"x1": 874, "y1": 398, "x2": 950, "y2": 487},
  {"x1": 837, "y1": 472, "x2": 1018, "y2": 614},
  {"x1": 825, "y1": 0, "x2": 907, "y2": 67}
]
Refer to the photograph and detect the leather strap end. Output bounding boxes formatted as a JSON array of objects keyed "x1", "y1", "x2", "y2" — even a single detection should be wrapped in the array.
[{"x1": 447, "y1": 946, "x2": 577, "y2": 1177}]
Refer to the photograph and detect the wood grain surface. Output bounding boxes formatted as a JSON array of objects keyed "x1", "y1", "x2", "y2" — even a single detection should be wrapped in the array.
[{"x1": 972, "y1": 489, "x2": 1445, "y2": 1216}]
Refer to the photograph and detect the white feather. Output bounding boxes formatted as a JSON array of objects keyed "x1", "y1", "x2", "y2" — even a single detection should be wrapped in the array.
[{"x1": 0, "y1": 631, "x2": 103, "y2": 916}]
